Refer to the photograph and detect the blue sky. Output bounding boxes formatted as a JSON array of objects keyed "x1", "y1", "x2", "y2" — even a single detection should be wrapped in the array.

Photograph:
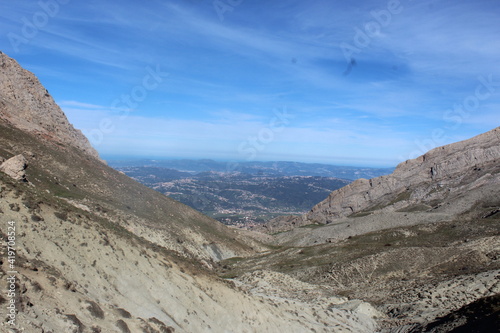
[{"x1": 1, "y1": 0, "x2": 499, "y2": 167}]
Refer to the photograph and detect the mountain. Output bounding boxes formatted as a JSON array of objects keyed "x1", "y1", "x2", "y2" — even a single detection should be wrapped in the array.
[
  {"x1": 0, "y1": 51, "x2": 100, "y2": 161},
  {"x1": 107, "y1": 158, "x2": 394, "y2": 180},
  {"x1": 226, "y1": 127, "x2": 499, "y2": 331},
  {"x1": 260, "y1": 127, "x2": 500, "y2": 233},
  {"x1": 0, "y1": 52, "x2": 379, "y2": 332},
  {"x1": 307, "y1": 127, "x2": 500, "y2": 223},
  {"x1": 1, "y1": 51, "x2": 498, "y2": 333}
]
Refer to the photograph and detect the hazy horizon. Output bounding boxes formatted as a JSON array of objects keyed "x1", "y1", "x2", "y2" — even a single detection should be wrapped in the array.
[{"x1": 102, "y1": 155, "x2": 398, "y2": 169}]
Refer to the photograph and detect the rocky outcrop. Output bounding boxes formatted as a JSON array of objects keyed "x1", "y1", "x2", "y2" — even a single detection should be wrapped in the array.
[
  {"x1": 0, "y1": 52, "x2": 101, "y2": 161},
  {"x1": 258, "y1": 127, "x2": 500, "y2": 232},
  {"x1": 0, "y1": 153, "x2": 27, "y2": 181},
  {"x1": 256, "y1": 214, "x2": 307, "y2": 234},
  {"x1": 306, "y1": 127, "x2": 500, "y2": 224}
]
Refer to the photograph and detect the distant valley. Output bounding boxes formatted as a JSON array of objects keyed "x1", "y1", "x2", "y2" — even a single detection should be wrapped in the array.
[
  {"x1": 108, "y1": 159, "x2": 394, "y2": 179},
  {"x1": 2, "y1": 52, "x2": 499, "y2": 332},
  {"x1": 109, "y1": 159, "x2": 394, "y2": 225}
]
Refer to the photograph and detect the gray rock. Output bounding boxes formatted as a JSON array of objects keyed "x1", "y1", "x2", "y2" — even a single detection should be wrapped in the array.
[{"x1": 0, "y1": 154, "x2": 28, "y2": 181}]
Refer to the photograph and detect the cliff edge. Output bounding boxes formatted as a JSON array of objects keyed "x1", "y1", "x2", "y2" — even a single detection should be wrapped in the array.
[{"x1": 0, "y1": 51, "x2": 101, "y2": 161}]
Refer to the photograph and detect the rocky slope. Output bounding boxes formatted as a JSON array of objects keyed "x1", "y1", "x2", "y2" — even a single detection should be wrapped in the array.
[
  {"x1": 0, "y1": 52, "x2": 265, "y2": 263},
  {"x1": 309, "y1": 126, "x2": 500, "y2": 223},
  {"x1": 0, "y1": 51, "x2": 100, "y2": 161},
  {"x1": 226, "y1": 126, "x2": 500, "y2": 331},
  {"x1": 260, "y1": 126, "x2": 500, "y2": 233},
  {"x1": 0, "y1": 126, "x2": 270, "y2": 263},
  {"x1": 1, "y1": 51, "x2": 498, "y2": 332},
  {"x1": 221, "y1": 208, "x2": 500, "y2": 332},
  {"x1": 0, "y1": 172, "x2": 378, "y2": 332},
  {"x1": 0, "y1": 52, "x2": 380, "y2": 332}
]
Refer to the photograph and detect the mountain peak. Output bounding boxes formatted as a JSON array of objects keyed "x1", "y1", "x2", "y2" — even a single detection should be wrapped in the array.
[{"x1": 0, "y1": 52, "x2": 101, "y2": 161}]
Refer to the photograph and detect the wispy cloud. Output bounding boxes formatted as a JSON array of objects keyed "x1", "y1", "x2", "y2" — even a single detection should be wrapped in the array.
[{"x1": 59, "y1": 100, "x2": 108, "y2": 109}]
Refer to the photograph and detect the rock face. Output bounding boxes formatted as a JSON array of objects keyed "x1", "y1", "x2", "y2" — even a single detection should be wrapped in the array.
[
  {"x1": 257, "y1": 127, "x2": 500, "y2": 233},
  {"x1": 306, "y1": 127, "x2": 500, "y2": 224},
  {"x1": 0, "y1": 52, "x2": 101, "y2": 161},
  {"x1": 0, "y1": 154, "x2": 27, "y2": 180}
]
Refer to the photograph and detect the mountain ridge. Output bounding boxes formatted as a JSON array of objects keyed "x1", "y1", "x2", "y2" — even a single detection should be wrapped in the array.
[
  {"x1": 107, "y1": 158, "x2": 394, "y2": 180},
  {"x1": 1, "y1": 51, "x2": 498, "y2": 332},
  {"x1": 0, "y1": 51, "x2": 380, "y2": 332},
  {"x1": 0, "y1": 51, "x2": 101, "y2": 161},
  {"x1": 308, "y1": 126, "x2": 500, "y2": 222},
  {"x1": 259, "y1": 126, "x2": 500, "y2": 233}
]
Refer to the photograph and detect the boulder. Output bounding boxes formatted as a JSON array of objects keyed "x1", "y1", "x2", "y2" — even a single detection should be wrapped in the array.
[{"x1": 0, "y1": 154, "x2": 28, "y2": 181}]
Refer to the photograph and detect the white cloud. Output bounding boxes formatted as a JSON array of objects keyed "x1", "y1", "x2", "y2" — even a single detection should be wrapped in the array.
[{"x1": 59, "y1": 100, "x2": 108, "y2": 109}]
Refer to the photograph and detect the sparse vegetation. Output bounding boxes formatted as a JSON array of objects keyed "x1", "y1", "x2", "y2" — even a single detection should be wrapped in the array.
[
  {"x1": 116, "y1": 319, "x2": 131, "y2": 333},
  {"x1": 65, "y1": 314, "x2": 84, "y2": 333},
  {"x1": 85, "y1": 300, "x2": 105, "y2": 319},
  {"x1": 116, "y1": 307, "x2": 132, "y2": 318}
]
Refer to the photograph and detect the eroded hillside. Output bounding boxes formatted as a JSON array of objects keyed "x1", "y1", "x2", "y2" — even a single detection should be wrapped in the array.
[
  {"x1": 222, "y1": 128, "x2": 500, "y2": 331},
  {"x1": 0, "y1": 52, "x2": 380, "y2": 332},
  {"x1": 1, "y1": 51, "x2": 498, "y2": 332},
  {"x1": 0, "y1": 168, "x2": 379, "y2": 332}
]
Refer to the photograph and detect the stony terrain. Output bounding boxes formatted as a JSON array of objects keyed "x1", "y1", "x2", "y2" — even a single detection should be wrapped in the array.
[
  {"x1": 0, "y1": 123, "x2": 258, "y2": 264},
  {"x1": 0, "y1": 52, "x2": 380, "y2": 332},
  {"x1": 1, "y1": 51, "x2": 499, "y2": 332},
  {"x1": 221, "y1": 127, "x2": 500, "y2": 331},
  {"x1": 0, "y1": 171, "x2": 378, "y2": 332},
  {"x1": 220, "y1": 215, "x2": 500, "y2": 331},
  {"x1": 308, "y1": 127, "x2": 500, "y2": 223}
]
